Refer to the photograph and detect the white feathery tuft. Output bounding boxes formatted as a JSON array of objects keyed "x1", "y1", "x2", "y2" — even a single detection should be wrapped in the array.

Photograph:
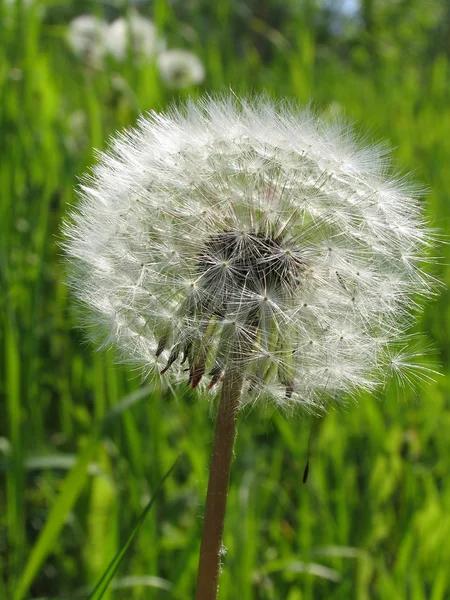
[{"x1": 63, "y1": 95, "x2": 441, "y2": 413}]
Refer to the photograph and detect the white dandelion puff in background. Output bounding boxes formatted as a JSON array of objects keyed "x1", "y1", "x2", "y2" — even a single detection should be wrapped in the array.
[
  {"x1": 157, "y1": 49, "x2": 205, "y2": 88},
  {"x1": 63, "y1": 95, "x2": 440, "y2": 413},
  {"x1": 106, "y1": 12, "x2": 165, "y2": 62},
  {"x1": 67, "y1": 15, "x2": 107, "y2": 67},
  {"x1": 67, "y1": 11, "x2": 205, "y2": 88}
]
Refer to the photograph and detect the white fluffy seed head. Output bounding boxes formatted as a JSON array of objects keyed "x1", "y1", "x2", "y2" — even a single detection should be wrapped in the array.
[
  {"x1": 106, "y1": 13, "x2": 165, "y2": 61},
  {"x1": 63, "y1": 94, "x2": 441, "y2": 413},
  {"x1": 157, "y1": 49, "x2": 205, "y2": 88},
  {"x1": 67, "y1": 15, "x2": 107, "y2": 67}
]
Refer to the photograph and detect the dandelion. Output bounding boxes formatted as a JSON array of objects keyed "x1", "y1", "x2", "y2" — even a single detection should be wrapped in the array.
[
  {"x1": 67, "y1": 15, "x2": 107, "y2": 68},
  {"x1": 64, "y1": 95, "x2": 438, "y2": 407},
  {"x1": 4, "y1": 0, "x2": 35, "y2": 8},
  {"x1": 63, "y1": 95, "x2": 439, "y2": 599},
  {"x1": 157, "y1": 49, "x2": 205, "y2": 88},
  {"x1": 106, "y1": 12, "x2": 165, "y2": 62}
]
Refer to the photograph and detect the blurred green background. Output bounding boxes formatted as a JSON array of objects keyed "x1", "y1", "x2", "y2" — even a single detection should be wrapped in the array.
[{"x1": 1, "y1": 0, "x2": 450, "y2": 598}]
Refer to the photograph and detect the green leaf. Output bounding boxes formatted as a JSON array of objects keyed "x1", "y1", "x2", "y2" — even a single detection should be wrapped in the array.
[
  {"x1": 88, "y1": 454, "x2": 180, "y2": 600},
  {"x1": 14, "y1": 431, "x2": 101, "y2": 600}
]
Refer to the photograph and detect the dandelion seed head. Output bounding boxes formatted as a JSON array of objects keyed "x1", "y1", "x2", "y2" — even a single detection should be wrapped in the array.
[
  {"x1": 157, "y1": 49, "x2": 205, "y2": 88},
  {"x1": 67, "y1": 15, "x2": 107, "y2": 67},
  {"x1": 63, "y1": 95, "x2": 440, "y2": 413},
  {"x1": 106, "y1": 13, "x2": 165, "y2": 62}
]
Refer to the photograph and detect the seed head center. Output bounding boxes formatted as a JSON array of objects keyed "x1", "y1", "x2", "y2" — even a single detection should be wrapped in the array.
[{"x1": 198, "y1": 230, "x2": 302, "y2": 304}]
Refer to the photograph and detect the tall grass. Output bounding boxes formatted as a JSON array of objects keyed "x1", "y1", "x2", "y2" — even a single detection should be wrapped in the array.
[{"x1": 1, "y1": 1, "x2": 450, "y2": 598}]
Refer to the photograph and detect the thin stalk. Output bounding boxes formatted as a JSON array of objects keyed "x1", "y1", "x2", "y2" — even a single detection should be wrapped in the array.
[{"x1": 195, "y1": 366, "x2": 245, "y2": 600}]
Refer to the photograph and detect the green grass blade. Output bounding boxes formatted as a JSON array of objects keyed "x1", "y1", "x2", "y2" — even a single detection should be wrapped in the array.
[
  {"x1": 13, "y1": 432, "x2": 101, "y2": 600},
  {"x1": 88, "y1": 454, "x2": 180, "y2": 600}
]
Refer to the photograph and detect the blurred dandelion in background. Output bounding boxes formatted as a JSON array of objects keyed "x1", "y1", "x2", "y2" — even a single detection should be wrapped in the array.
[
  {"x1": 157, "y1": 49, "x2": 205, "y2": 88},
  {"x1": 106, "y1": 12, "x2": 166, "y2": 62},
  {"x1": 66, "y1": 10, "x2": 204, "y2": 89},
  {"x1": 67, "y1": 14, "x2": 107, "y2": 68}
]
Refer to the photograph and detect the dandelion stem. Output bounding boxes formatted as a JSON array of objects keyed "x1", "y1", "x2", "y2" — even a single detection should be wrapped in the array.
[{"x1": 195, "y1": 366, "x2": 245, "y2": 600}]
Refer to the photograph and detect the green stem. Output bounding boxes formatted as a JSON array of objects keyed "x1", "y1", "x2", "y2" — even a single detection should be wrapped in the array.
[{"x1": 195, "y1": 367, "x2": 245, "y2": 600}]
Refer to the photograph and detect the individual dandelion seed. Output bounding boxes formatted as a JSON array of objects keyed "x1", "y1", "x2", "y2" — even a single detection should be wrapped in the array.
[
  {"x1": 157, "y1": 49, "x2": 205, "y2": 89},
  {"x1": 62, "y1": 95, "x2": 441, "y2": 599},
  {"x1": 67, "y1": 15, "x2": 108, "y2": 68},
  {"x1": 106, "y1": 12, "x2": 165, "y2": 62}
]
